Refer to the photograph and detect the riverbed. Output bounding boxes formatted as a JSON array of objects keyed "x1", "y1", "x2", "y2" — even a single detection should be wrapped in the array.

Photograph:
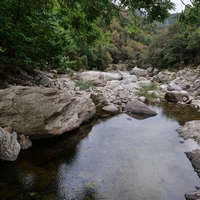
[{"x1": 0, "y1": 103, "x2": 200, "y2": 200}]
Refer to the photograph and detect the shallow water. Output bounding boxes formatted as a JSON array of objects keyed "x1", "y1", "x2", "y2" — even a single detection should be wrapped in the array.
[{"x1": 0, "y1": 103, "x2": 200, "y2": 200}]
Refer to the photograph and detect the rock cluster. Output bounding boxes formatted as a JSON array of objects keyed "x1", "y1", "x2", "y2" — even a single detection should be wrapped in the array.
[{"x1": 0, "y1": 65, "x2": 199, "y2": 163}]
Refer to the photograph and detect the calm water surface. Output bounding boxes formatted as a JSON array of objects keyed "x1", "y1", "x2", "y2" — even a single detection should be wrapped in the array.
[{"x1": 0, "y1": 103, "x2": 200, "y2": 200}]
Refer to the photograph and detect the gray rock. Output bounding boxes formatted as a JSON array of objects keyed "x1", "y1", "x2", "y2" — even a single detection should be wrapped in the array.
[
  {"x1": 190, "y1": 100, "x2": 200, "y2": 109},
  {"x1": 124, "y1": 99, "x2": 157, "y2": 116},
  {"x1": 176, "y1": 120, "x2": 200, "y2": 142},
  {"x1": 191, "y1": 80, "x2": 200, "y2": 91},
  {"x1": 185, "y1": 149, "x2": 200, "y2": 178},
  {"x1": 185, "y1": 189, "x2": 200, "y2": 200},
  {"x1": 102, "y1": 104, "x2": 119, "y2": 112},
  {"x1": 17, "y1": 135, "x2": 32, "y2": 149},
  {"x1": 165, "y1": 91, "x2": 189, "y2": 103},
  {"x1": 0, "y1": 86, "x2": 96, "y2": 138},
  {"x1": 102, "y1": 72, "x2": 122, "y2": 81},
  {"x1": 0, "y1": 127, "x2": 20, "y2": 161},
  {"x1": 130, "y1": 67, "x2": 148, "y2": 78},
  {"x1": 167, "y1": 83, "x2": 182, "y2": 91},
  {"x1": 80, "y1": 71, "x2": 107, "y2": 86},
  {"x1": 40, "y1": 75, "x2": 52, "y2": 87}
]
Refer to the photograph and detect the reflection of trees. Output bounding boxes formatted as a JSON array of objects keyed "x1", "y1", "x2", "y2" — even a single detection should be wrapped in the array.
[{"x1": 152, "y1": 102, "x2": 200, "y2": 125}]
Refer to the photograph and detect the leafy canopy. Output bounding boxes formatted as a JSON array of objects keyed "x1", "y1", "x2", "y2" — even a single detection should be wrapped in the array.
[{"x1": 0, "y1": 0, "x2": 175, "y2": 69}]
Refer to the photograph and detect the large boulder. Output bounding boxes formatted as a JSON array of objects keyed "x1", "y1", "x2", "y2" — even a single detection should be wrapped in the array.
[
  {"x1": 80, "y1": 71, "x2": 107, "y2": 86},
  {"x1": 0, "y1": 127, "x2": 20, "y2": 161},
  {"x1": 124, "y1": 99, "x2": 157, "y2": 117},
  {"x1": 0, "y1": 86, "x2": 96, "y2": 138},
  {"x1": 130, "y1": 67, "x2": 148, "y2": 78}
]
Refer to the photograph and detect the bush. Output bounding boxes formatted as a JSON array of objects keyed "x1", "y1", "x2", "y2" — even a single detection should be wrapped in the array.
[
  {"x1": 136, "y1": 82, "x2": 159, "y2": 102},
  {"x1": 75, "y1": 80, "x2": 96, "y2": 91}
]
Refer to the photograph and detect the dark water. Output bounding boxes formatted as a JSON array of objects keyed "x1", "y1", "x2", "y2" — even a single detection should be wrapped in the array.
[{"x1": 0, "y1": 103, "x2": 200, "y2": 200}]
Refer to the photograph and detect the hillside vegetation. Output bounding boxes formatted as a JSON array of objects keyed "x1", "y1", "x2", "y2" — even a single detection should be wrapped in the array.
[{"x1": 0, "y1": 0, "x2": 200, "y2": 72}]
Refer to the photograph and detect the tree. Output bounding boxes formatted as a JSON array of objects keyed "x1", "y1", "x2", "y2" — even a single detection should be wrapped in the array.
[{"x1": 0, "y1": 0, "x2": 175, "y2": 69}]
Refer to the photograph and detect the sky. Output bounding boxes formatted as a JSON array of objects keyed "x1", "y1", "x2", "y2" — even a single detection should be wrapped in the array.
[{"x1": 171, "y1": 0, "x2": 192, "y2": 13}]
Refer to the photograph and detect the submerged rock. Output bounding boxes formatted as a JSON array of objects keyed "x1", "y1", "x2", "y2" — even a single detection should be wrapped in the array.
[{"x1": 0, "y1": 86, "x2": 96, "y2": 138}]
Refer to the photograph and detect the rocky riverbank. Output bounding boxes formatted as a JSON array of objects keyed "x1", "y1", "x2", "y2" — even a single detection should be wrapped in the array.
[{"x1": 0, "y1": 65, "x2": 200, "y2": 199}]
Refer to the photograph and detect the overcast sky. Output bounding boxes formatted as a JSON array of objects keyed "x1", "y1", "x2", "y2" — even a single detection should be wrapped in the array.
[{"x1": 171, "y1": 0, "x2": 192, "y2": 12}]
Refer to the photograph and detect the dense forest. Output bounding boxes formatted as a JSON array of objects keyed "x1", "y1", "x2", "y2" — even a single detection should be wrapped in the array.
[{"x1": 1, "y1": 0, "x2": 200, "y2": 72}]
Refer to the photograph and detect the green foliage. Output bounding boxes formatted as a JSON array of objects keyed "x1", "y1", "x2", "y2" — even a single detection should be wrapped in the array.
[
  {"x1": 0, "y1": 0, "x2": 187, "y2": 71},
  {"x1": 75, "y1": 80, "x2": 96, "y2": 91},
  {"x1": 136, "y1": 82, "x2": 159, "y2": 102}
]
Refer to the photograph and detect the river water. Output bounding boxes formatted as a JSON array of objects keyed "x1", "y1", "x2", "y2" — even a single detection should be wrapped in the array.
[{"x1": 0, "y1": 103, "x2": 200, "y2": 200}]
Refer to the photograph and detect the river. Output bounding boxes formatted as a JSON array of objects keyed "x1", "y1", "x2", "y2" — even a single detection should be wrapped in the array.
[{"x1": 0, "y1": 103, "x2": 200, "y2": 200}]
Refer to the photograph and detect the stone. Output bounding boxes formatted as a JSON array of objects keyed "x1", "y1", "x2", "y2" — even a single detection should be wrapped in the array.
[
  {"x1": 17, "y1": 135, "x2": 32, "y2": 149},
  {"x1": 102, "y1": 104, "x2": 119, "y2": 112},
  {"x1": 167, "y1": 82, "x2": 182, "y2": 91},
  {"x1": 102, "y1": 72, "x2": 122, "y2": 81},
  {"x1": 176, "y1": 120, "x2": 200, "y2": 142},
  {"x1": 124, "y1": 99, "x2": 157, "y2": 116},
  {"x1": 40, "y1": 75, "x2": 52, "y2": 87},
  {"x1": 185, "y1": 190, "x2": 200, "y2": 200},
  {"x1": 16, "y1": 161, "x2": 52, "y2": 192},
  {"x1": 191, "y1": 80, "x2": 200, "y2": 91},
  {"x1": 106, "y1": 80, "x2": 121, "y2": 89},
  {"x1": 130, "y1": 67, "x2": 148, "y2": 78},
  {"x1": 190, "y1": 100, "x2": 200, "y2": 109},
  {"x1": 121, "y1": 74, "x2": 137, "y2": 84},
  {"x1": 80, "y1": 71, "x2": 107, "y2": 86},
  {"x1": 165, "y1": 91, "x2": 189, "y2": 103},
  {"x1": 185, "y1": 149, "x2": 200, "y2": 178},
  {"x1": 138, "y1": 96, "x2": 146, "y2": 102},
  {"x1": 0, "y1": 86, "x2": 96, "y2": 138},
  {"x1": 0, "y1": 127, "x2": 20, "y2": 161}
]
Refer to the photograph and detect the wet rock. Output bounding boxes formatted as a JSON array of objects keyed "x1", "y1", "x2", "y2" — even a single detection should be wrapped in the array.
[
  {"x1": 185, "y1": 189, "x2": 200, "y2": 200},
  {"x1": 17, "y1": 135, "x2": 32, "y2": 149},
  {"x1": 16, "y1": 161, "x2": 53, "y2": 192},
  {"x1": 185, "y1": 149, "x2": 200, "y2": 178},
  {"x1": 0, "y1": 127, "x2": 20, "y2": 161},
  {"x1": 165, "y1": 91, "x2": 189, "y2": 103},
  {"x1": 167, "y1": 82, "x2": 182, "y2": 91},
  {"x1": 176, "y1": 120, "x2": 200, "y2": 142},
  {"x1": 0, "y1": 186, "x2": 20, "y2": 199},
  {"x1": 124, "y1": 99, "x2": 157, "y2": 116},
  {"x1": 0, "y1": 86, "x2": 96, "y2": 138}
]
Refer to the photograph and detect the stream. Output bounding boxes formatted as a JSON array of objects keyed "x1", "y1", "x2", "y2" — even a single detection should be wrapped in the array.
[{"x1": 0, "y1": 103, "x2": 200, "y2": 200}]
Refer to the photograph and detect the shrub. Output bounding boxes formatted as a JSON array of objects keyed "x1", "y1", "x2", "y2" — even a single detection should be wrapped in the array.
[
  {"x1": 136, "y1": 82, "x2": 159, "y2": 102},
  {"x1": 75, "y1": 80, "x2": 96, "y2": 91}
]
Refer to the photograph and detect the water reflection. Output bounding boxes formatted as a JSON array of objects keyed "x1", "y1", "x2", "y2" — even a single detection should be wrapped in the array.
[
  {"x1": 0, "y1": 104, "x2": 200, "y2": 199},
  {"x1": 56, "y1": 105, "x2": 200, "y2": 200}
]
